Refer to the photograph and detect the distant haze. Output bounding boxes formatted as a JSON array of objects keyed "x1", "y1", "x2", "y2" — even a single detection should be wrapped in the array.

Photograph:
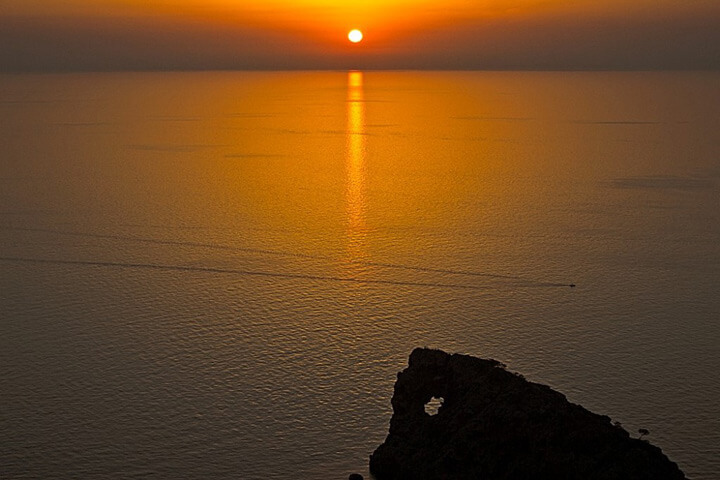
[{"x1": 1, "y1": 0, "x2": 719, "y2": 71}]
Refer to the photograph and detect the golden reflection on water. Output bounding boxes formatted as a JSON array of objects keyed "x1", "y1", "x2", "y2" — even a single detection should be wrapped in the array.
[
  {"x1": 1, "y1": 72, "x2": 719, "y2": 480},
  {"x1": 345, "y1": 71, "x2": 367, "y2": 263}
]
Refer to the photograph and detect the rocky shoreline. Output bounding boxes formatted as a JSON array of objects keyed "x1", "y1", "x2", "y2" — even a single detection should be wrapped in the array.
[{"x1": 369, "y1": 348, "x2": 686, "y2": 479}]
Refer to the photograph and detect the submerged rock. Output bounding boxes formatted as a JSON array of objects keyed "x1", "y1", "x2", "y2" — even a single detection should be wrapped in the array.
[{"x1": 370, "y1": 348, "x2": 686, "y2": 480}]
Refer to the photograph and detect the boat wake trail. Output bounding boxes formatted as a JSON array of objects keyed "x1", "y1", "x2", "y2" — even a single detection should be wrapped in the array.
[
  {"x1": 1, "y1": 226, "x2": 574, "y2": 288},
  {"x1": 0, "y1": 256, "x2": 498, "y2": 291}
]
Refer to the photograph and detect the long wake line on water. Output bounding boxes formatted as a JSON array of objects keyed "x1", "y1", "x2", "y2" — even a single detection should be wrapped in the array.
[
  {"x1": 2, "y1": 226, "x2": 573, "y2": 288},
  {"x1": 0, "y1": 257, "x2": 571, "y2": 290}
]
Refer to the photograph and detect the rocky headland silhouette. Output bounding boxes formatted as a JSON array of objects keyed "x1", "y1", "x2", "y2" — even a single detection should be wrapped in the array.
[{"x1": 370, "y1": 348, "x2": 686, "y2": 480}]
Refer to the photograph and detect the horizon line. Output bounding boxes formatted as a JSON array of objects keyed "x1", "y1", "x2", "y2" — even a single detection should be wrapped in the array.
[{"x1": 2, "y1": 66, "x2": 720, "y2": 75}]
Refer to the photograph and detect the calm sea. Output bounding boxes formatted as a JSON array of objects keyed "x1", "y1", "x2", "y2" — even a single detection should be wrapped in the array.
[{"x1": 1, "y1": 71, "x2": 719, "y2": 479}]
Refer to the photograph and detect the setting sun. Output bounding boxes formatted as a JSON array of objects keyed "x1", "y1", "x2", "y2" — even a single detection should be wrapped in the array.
[{"x1": 348, "y1": 29, "x2": 363, "y2": 43}]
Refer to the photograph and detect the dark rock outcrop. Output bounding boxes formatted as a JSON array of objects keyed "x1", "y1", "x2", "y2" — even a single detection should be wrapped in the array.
[{"x1": 370, "y1": 348, "x2": 686, "y2": 480}]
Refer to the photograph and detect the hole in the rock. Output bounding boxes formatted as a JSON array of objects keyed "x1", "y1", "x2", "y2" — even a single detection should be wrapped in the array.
[{"x1": 424, "y1": 396, "x2": 444, "y2": 416}]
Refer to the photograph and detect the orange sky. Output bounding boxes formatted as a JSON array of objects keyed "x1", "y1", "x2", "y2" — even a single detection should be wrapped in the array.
[{"x1": 1, "y1": 0, "x2": 719, "y2": 70}]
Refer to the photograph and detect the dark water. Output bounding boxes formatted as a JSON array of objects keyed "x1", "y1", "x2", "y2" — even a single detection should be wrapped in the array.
[{"x1": 1, "y1": 71, "x2": 719, "y2": 479}]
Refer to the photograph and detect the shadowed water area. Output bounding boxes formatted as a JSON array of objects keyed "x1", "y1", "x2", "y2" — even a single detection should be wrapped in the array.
[{"x1": 1, "y1": 71, "x2": 719, "y2": 479}]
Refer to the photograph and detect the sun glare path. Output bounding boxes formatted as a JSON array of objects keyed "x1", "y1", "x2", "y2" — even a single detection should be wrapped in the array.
[
  {"x1": 348, "y1": 29, "x2": 363, "y2": 43},
  {"x1": 345, "y1": 71, "x2": 367, "y2": 265}
]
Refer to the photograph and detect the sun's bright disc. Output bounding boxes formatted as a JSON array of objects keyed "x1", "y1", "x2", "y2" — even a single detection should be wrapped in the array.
[{"x1": 348, "y1": 29, "x2": 363, "y2": 43}]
